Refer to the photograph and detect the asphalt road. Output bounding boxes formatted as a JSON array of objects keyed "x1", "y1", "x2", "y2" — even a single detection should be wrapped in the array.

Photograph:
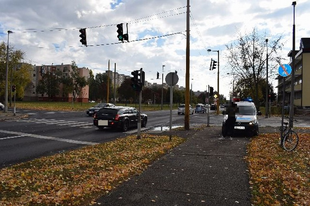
[
  {"x1": 0, "y1": 109, "x2": 218, "y2": 168},
  {"x1": 3, "y1": 107, "x2": 306, "y2": 169}
]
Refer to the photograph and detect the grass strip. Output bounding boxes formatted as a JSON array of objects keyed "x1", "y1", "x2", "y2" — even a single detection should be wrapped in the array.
[{"x1": 0, "y1": 134, "x2": 185, "y2": 205}]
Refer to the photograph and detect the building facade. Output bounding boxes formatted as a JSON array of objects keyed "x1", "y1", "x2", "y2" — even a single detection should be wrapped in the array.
[
  {"x1": 277, "y1": 38, "x2": 310, "y2": 108},
  {"x1": 24, "y1": 64, "x2": 90, "y2": 102}
]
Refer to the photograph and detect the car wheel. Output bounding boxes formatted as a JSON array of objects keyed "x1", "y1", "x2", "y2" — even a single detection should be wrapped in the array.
[
  {"x1": 141, "y1": 118, "x2": 147, "y2": 127},
  {"x1": 122, "y1": 120, "x2": 129, "y2": 132}
]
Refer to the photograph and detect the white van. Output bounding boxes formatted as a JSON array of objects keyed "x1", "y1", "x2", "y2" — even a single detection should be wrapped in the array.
[{"x1": 222, "y1": 101, "x2": 259, "y2": 137}]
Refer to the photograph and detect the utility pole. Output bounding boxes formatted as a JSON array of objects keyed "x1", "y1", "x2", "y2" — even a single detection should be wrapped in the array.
[
  {"x1": 107, "y1": 60, "x2": 110, "y2": 103},
  {"x1": 4, "y1": 30, "x2": 13, "y2": 113},
  {"x1": 265, "y1": 39, "x2": 269, "y2": 118},
  {"x1": 289, "y1": 1, "x2": 296, "y2": 128},
  {"x1": 161, "y1": 65, "x2": 165, "y2": 110},
  {"x1": 184, "y1": 0, "x2": 190, "y2": 130},
  {"x1": 114, "y1": 63, "x2": 116, "y2": 105}
]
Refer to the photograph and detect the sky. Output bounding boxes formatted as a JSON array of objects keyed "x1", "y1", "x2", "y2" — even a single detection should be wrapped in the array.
[{"x1": 0, "y1": 0, "x2": 309, "y2": 99}]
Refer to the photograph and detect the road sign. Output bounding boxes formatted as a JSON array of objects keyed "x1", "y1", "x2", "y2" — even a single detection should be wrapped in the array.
[
  {"x1": 165, "y1": 72, "x2": 179, "y2": 86},
  {"x1": 278, "y1": 64, "x2": 292, "y2": 77}
]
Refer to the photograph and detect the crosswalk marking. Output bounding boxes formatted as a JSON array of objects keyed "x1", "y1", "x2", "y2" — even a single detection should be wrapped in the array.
[{"x1": 8, "y1": 118, "x2": 93, "y2": 129}]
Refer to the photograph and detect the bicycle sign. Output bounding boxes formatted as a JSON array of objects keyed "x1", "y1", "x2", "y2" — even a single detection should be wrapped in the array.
[{"x1": 278, "y1": 64, "x2": 292, "y2": 77}]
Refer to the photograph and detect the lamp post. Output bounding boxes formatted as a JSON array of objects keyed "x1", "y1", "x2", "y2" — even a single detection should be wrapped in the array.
[
  {"x1": 289, "y1": 1, "x2": 296, "y2": 128},
  {"x1": 265, "y1": 38, "x2": 269, "y2": 118},
  {"x1": 207, "y1": 49, "x2": 220, "y2": 115},
  {"x1": 4, "y1": 30, "x2": 13, "y2": 113},
  {"x1": 161, "y1": 65, "x2": 165, "y2": 110}
]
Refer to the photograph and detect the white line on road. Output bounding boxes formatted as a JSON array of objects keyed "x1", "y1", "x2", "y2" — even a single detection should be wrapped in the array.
[{"x1": 0, "y1": 129, "x2": 98, "y2": 146}]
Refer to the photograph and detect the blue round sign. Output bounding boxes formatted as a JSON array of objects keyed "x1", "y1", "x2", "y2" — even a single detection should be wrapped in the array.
[{"x1": 278, "y1": 64, "x2": 291, "y2": 77}]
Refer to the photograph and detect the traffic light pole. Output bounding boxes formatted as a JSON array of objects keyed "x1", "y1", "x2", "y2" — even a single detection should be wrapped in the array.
[{"x1": 137, "y1": 90, "x2": 142, "y2": 139}]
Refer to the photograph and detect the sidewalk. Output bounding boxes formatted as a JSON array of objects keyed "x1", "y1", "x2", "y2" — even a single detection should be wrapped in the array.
[{"x1": 96, "y1": 126, "x2": 251, "y2": 206}]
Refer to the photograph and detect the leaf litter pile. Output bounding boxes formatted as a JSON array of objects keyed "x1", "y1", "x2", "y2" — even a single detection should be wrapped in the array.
[
  {"x1": 246, "y1": 132, "x2": 310, "y2": 205},
  {"x1": 0, "y1": 134, "x2": 185, "y2": 205}
]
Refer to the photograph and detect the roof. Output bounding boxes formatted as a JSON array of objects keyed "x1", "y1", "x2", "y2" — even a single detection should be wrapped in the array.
[{"x1": 300, "y1": 38, "x2": 310, "y2": 49}]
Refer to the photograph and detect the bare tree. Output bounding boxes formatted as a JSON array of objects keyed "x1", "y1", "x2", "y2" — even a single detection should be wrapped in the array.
[{"x1": 226, "y1": 29, "x2": 283, "y2": 108}]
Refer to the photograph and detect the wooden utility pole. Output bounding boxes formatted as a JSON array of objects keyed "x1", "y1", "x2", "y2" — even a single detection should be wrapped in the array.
[
  {"x1": 185, "y1": 0, "x2": 190, "y2": 130},
  {"x1": 107, "y1": 60, "x2": 110, "y2": 102}
]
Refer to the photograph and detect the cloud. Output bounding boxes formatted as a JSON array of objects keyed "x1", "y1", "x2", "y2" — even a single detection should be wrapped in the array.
[{"x1": 0, "y1": 0, "x2": 309, "y2": 99}]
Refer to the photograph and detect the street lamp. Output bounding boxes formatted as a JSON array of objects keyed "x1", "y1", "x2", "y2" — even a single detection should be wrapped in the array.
[
  {"x1": 4, "y1": 30, "x2": 13, "y2": 113},
  {"x1": 161, "y1": 65, "x2": 165, "y2": 110},
  {"x1": 289, "y1": 1, "x2": 296, "y2": 128},
  {"x1": 207, "y1": 49, "x2": 220, "y2": 115},
  {"x1": 265, "y1": 39, "x2": 269, "y2": 118}
]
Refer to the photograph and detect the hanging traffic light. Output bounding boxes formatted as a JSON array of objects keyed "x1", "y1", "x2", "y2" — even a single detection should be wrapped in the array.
[
  {"x1": 212, "y1": 60, "x2": 217, "y2": 70},
  {"x1": 210, "y1": 87, "x2": 214, "y2": 96},
  {"x1": 157, "y1": 72, "x2": 159, "y2": 79},
  {"x1": 116, "y1": 23, "x2": 124, "y2": 42},
  {"x1": 79, "y1": 28, "x2": 87, "y2": 46}
]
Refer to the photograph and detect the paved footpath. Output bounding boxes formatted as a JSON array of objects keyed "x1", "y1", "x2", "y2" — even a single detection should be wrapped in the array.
[{"x1": 96, "y1": 127, "x2": 251, "y2": 206}]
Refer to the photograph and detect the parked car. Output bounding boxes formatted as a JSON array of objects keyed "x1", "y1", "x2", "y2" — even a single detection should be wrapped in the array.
[
  {"x1": 195, "y1": 104, "x2": 206, "y2": 113},
  {"x1": 178, "y1": 104, "x2": 194, "y2": 115},
  {"x1": 0, "y1": 102, "x2": 4, "y2": 110},
  {"x1": 93, "y1": 106, "x2": 148, "y2": 132},
  {"x1": 222, "y1": 101, "x2": 259, "y2": 137},
  {"x1": 210, "y1": 104, "x2": 216, "y2": 110},
  {"x1": 86, "y1": 103, "x2": 115, "y2": 116}
]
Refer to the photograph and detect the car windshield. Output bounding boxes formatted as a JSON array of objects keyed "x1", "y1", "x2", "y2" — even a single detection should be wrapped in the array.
[
  {"x1": 237, "y1": 106, "x2": 256, "y2": 115},
  {"x1": 179, "y1": 105, "x2": 185, "y2": 108}
]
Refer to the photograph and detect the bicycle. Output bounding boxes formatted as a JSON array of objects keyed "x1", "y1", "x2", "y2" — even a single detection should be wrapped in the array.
[{"x1": 279, "y1": 121, "x2": 299, "y2": 151}]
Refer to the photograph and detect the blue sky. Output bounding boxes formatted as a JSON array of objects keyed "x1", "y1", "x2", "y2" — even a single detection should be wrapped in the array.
[{"x1": 0, "y1": 0, "x2": 309, "y2": 98}]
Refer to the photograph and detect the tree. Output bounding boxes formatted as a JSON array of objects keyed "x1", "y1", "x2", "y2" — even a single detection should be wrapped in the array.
[
  {"x1": 71, "y1": 61, "x2": 87, "y2": 102},
  {"x1": 117, "y1": 78, "x2": 136, "y2": 103},
  {"x1": 226, "y1": 29, "x2": 283, "y2": 108},
  {"x1": 88, "y1": 70, "x2": 96, "y2": 101},
  {"x1": 0, "y1": 42, "x2": 32, "y2": 100},
  {"x1": 35, "y1": 67, "x2": 62, "y2": 99}
]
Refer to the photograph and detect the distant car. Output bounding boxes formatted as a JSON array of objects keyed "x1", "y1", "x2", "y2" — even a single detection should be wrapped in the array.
[
  {"x1": 93, "y1": 106, "x2": 147, "y2": 132},
  {"x1": 0, "y1": 102, "x2": 4, "y2": 110},
  {"x1": 210, "y1": 104, "x2": 216, "y2": 110},
  {"x1": 178, "y1": 104, "x2": 194, "y2": 115},
  {"x1": 195, "y1": 104, "x2": 206, "y2": 113},
  {"x1": 86, "y1": 103, "x2": 115, "y2": 116}
]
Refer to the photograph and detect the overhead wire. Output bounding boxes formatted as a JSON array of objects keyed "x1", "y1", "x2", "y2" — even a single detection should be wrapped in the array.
[{"x1": 18, "y1": 6, "x2": 186, "y2": 33}]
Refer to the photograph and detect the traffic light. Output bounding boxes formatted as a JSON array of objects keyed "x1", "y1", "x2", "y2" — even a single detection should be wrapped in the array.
[
  {"x1": 79, "y1": 28, "x2": 87, "y2": 46},
  {"x1": 123, "y1": 33, "x2": 129, "y2": 42},
  {"x1": 131, "y1": 70, "x2": 141, "y2": 91},
  {"x1": 210, "y1": 87, "x2": 214, "y2": 96},
  {"x1": 138, "y1": 70, "x2": 145, "y2": 86},
  {"x1": 117, "y1": 23, "x2": 124, "y2": 42},
  {"x1": 157, "y1": 72, "x2": 159, "y2": 79},
  {"x1": 212, "y1": 60, "x2": 217, "y2": 70},
  {"x1": 12, "y1": 85, "x2": 16, "y2": 92}
]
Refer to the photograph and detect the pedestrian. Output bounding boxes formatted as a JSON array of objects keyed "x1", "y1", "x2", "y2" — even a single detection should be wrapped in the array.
[{"x1": 225, "y1": 102, "x2": 237, "y2": 137}]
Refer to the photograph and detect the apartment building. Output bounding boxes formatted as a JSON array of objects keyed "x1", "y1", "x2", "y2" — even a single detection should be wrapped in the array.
[
  {"x1": 277, "y1": 38, "x2": 310, "y2": 108},
  {"x1": 24, "y1": 64, "x2": 90, "y2": 102}
]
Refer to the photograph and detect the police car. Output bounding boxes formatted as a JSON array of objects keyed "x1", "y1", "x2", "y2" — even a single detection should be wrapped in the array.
[{"x1": 222, "y1": 101, "x2": 259, "y2": 137}]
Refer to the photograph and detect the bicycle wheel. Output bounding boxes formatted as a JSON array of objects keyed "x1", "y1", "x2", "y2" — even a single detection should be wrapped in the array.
[{"x1": 282, "y1": 130, "x2": 299, "y2": 151}]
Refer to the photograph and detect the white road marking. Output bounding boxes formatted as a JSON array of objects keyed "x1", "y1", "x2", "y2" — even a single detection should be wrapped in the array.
[
  {"x1": 0, "y1": 129, "x2": 97, "y2": 146},
  {"x1": 11, "y1": 118, "x2": 93, "y2": 128}
]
